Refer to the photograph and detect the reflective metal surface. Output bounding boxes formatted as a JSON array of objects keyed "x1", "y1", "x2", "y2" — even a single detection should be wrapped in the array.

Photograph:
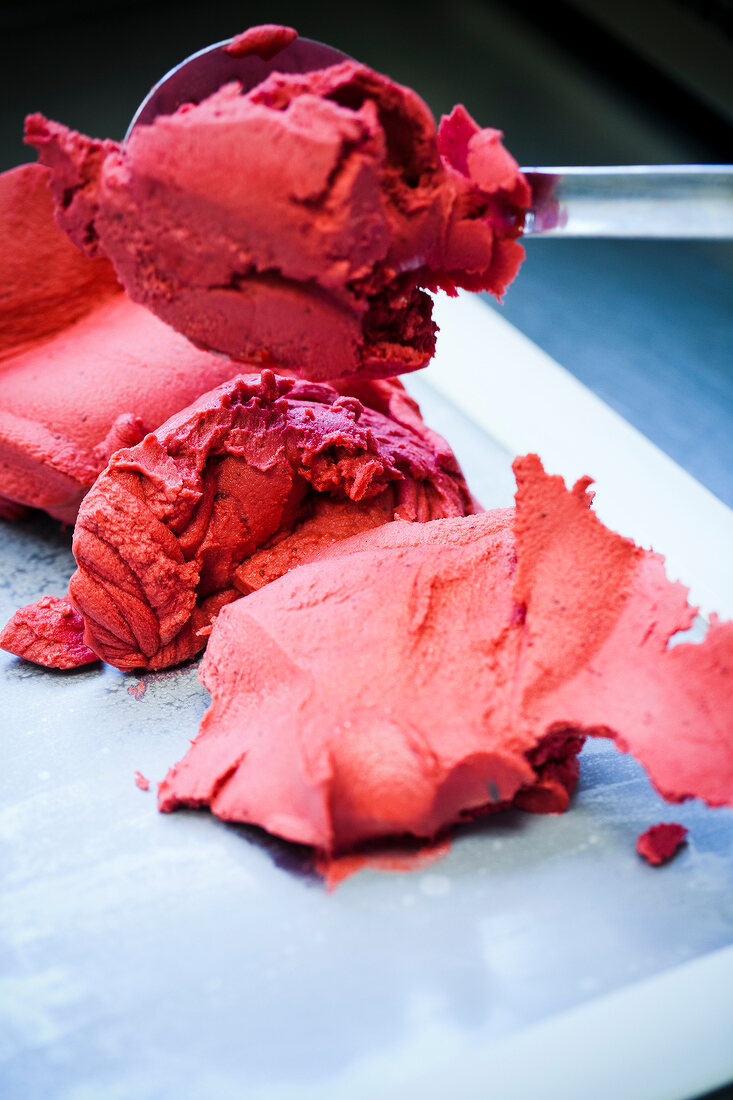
[
  {"x1": 126, "y1": 36, "x2": 349, "y2": 139},
  {"x1": 523, "y1": 165, "x2": 733, "y2": 238}
]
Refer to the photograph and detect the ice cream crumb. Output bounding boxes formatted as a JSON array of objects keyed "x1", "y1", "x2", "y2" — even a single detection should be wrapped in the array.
[
  {"x1": 224, "y1": 25, "x2": 297, "y2": 60},
  {"x1": 636, "y1": 823, "x2": 688, "y2": 866}
]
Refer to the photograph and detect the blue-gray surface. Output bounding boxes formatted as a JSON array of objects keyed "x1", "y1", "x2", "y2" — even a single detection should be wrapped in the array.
[
  {"x1": 494, "y1": 237, "x2": 733, "y2": 508},
  {"x1": 1, "y1": 384, "x2": 732, "y2": 1100}
]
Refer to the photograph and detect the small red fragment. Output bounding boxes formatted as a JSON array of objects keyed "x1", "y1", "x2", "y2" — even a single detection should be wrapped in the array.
[
  {"x1": 224, "y1": 25, "x2": 297, "y2": 60},
  {"x1": 0, "y1": 594, "x2": 98, "y2": 668},
  {"x1": 636, "y1": 823, "x2": 688, "y2": 866},
  {"x1": 128, "y1": 679, "x2": 146, "y2": 699},
  {"x1": 134, "y1": 771, "x2": 150, "y2": 791}
]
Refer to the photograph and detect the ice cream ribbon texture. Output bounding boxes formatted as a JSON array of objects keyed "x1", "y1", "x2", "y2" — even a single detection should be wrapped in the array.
[
  {"x1": 0, "y1": 162, "x2": 250, "y2": 522},
  {"x1": 158, "y1": 455, "x2": 733, "y2": 855},
  {"x1": 0, "y1": 371, "x2": 474, "y2": 671},
  {"x1": 25, "y1": 34, "x2": 529, "y2": 381}
]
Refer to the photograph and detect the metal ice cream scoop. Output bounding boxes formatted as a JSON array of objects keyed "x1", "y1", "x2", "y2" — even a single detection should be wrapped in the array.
[{"x1": 127, "y1": 33, "x2": 733, "y2": 240}]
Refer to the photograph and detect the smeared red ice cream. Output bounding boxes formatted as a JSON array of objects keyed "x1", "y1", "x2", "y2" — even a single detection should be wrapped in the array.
[
  {"x1": 510, "y1": 462, "x2": 733, "y2": 809},
  {"x1": 25, "y1": 44, "x2": 529, "y2": 381},
  {"x1": 157, "y1": 456, "x2": 733, "y2": 854},
  {"x1": 315, "y1": 837, "x2": 453, "y2": 891},
  {"x1": 21, "y1": 371, "x2": 473, "y2": 671},
  {"x1": 0, "y1": 163, "x2": 251, "y2": 522},
  {"x1": 636, "y1": 823, "x2": 688, "y2": 865},
  {"x1": 0, "y1": 163, "x2": 118, "y2": 358},
  {"x1": 0, "y1": 594, "x2": 97, "y2": 669}
]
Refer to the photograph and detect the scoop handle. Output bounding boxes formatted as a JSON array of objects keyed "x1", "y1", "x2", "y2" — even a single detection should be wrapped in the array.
[{"x1": 521, "y1": 165, "x2": 733, "y2": 239}]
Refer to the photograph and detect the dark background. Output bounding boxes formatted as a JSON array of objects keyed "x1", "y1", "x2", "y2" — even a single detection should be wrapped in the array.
[
  {"x1": 1, "y1": 0, "x2": 731, "y2": 167},
  {"x1": 1, "y1": 0, "x2": 732, "y2": 506}
]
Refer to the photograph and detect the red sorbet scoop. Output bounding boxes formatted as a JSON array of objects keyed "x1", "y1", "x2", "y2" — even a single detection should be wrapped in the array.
[
  {"x1": 0, "y1": 163, "x2": 251, "y2": 522},
  {"x1": 0, "y1": 372, "x2": 474, "y2": 672},
  {"x1": 157, "y1": 456, "x2": 733, "y2": 855},
  {"x1": 25, "y1": 46, "x2": 529, "y2": 382}
]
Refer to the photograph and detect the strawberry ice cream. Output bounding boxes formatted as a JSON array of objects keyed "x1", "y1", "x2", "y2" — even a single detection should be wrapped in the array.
[
  {"x1": 25, "y1": 35, "x2": 529, "y2": 382},
  {"x1": 0, "y1": 163, "x2": 251, "y2": 522},
  {"x1": 6, "y1": 26, "x2": 731, "y2": 873},
  {"x1": 158, "y1": 456, "x2": 733, "y2": 854},
  {"x1": 0, "y1": 371, "x2": 474, "y2": 671}
]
